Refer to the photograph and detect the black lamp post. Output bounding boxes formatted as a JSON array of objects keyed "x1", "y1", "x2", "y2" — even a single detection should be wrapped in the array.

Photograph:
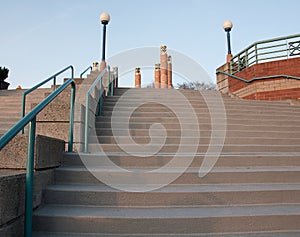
[
  {"x1": 222, "y1": 20, "x2": 233, "y2": 55},
  {"x1": 100, "y1": 13, "x2": 110, "y2": 63}
]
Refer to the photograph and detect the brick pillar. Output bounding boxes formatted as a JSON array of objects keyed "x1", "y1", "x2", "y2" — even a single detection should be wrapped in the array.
[
  {"x1": 135, "y1": 67, "x2": 141, "y2": 88},
  {"x1": 160, "y1": 45, "x2": 168, "y2": 88},
  {"x1": 167, "y1": 56, "x2": 173, "y2": 88},
  {"x1": 154, "y1": 63, "x2": 161, "y2": 88}
]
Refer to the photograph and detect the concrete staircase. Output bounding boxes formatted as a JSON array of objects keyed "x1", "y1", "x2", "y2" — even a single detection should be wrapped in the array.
[
  {"x1": 32, "y1": 88, "x2": 300, "y2": 236},
  {"x1": 0, "y1": 88, "x2": 52, "y2": 135}
]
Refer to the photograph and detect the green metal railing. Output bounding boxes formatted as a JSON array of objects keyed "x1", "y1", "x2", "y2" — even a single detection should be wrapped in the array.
[
  {"x1": 231, "y1": 34, "x2": 300, "y2": 74},
  {"x1": 0, "y1": 78, "x2": 75, "y2": 237},
  {"x1": 216, "y1": 70, "x2": 300, "y2": 83},
  {"x1": 80, "y1": 66, "x2": 92, "y2": 78},
  {"x1": 84, "y1": 66, "x2": 117, "y2": 153},
  {"x1": 21, "y1": 65, "x2": 74, "y2": 133}
]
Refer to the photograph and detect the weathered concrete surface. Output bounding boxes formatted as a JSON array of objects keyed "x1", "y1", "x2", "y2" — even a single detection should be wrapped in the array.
[
  {"x1": 0, "y1": 135, "x2": 64, "y2": 169},
  {"x1": 0, "y1": 135, "x2": 27, "y2": 169},
  {"x1": 0, "y1": 169, "x2": 54, "y2": 236},
  {"x1": 35, "y1": 135, "x2": 64, "y2": 169}
]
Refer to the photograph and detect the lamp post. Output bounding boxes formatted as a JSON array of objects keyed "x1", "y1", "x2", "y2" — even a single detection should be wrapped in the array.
[
  {"x1": 100, "y1": 12, "x2": 110, "y2": 70},
  {"x1": 222, "y1": 20, "x2": 233, "y2": 62}
]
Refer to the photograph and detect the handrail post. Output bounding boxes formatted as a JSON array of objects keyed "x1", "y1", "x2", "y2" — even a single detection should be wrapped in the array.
[
  {"x1": 53, "y1": 76, "x2": 56, "y2": 91},
  {"x1": 115, "y1": 67, "x2": 118, "y2": 88},
  {"x1": 71, "y1": 66, "x2": 74, "y2": 79},
  {"x1": 80, "y1": 66, "x2": 92, "y2": 78},
  {"x1": 21, "y1": 93, "x2": 26, "y2": 134},
  {"x1": 68, "y1": 82, "x2": 75, "y2": 152},
  {"x1": 110, "y1": 70, "x2": 114, "y2": 96},
  {"x1": 98, "y1": 80, "x2": 103, "y2": 116},
  {"x1": 107, "y1": 67, "x2": 111, "y2": 96},
  {"x1": 24, "y1": 117, "x2": 36, "y2": 237},
  {"x1": 84, "y1": 93, "x2": 90, "y2": 153},
  {"x1": 255, "y1": 44, "x2": 258, "y2": 64}
]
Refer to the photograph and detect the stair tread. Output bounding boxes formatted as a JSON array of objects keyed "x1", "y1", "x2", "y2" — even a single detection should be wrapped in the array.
[
  {"x1": 32, "y1": 231, "x2": 300, "y2": 237},
  {"x1": 46, "y1": 183, "x2": 300, "y2": 192},
  {"x1": 57, "y1": 166, "x2": 300, "y2": 172},
  {"x1": 34, "y1": 204, "x2": 300, "y2": 218}
]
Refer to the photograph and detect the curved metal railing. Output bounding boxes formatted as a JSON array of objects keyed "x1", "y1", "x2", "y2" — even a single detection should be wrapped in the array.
[
  {"x1": 231, "y1": 34, "x2": 300, "y2": 74},
  {"x1": 0, "y1": 78, "x2": 76, "y2": 237},
  {"x1": 80, "y1": 66, "x2": 92, "y2": 78},
  {"x1": 84, "y1": 66, "x2": 117, "y2": 153},
  {"x1": 216, "y1": 70, "x2": 300, "y2": 83}
]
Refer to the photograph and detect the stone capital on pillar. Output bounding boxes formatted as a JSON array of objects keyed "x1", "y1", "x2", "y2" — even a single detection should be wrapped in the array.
[
  {"x1": 226, "y1": 54, "x2": 233, "y2": 63},
  {"x1": 100, "y1": 61, "x2": 107, "y2": 71},
  {"x1": 92, "y1": 62, "x2": 99, "y2": 71}
]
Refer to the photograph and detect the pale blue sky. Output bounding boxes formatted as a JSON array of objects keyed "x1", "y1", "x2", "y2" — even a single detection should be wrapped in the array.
[{"x1": 1, "y1": 0, "x2": 300, "y2": 88}]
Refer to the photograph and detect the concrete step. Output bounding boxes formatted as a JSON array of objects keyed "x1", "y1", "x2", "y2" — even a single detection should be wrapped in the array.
[
  {"x1": 96, "y1": 116, "x2": 300, "y2": 125},
  {"x1": 94, "y1": 122, "x2": 300, "y2": 131},
  {"x1": 43, "y1": 183, "x2": 300, "y2": 206},
  {"x1": 88, "y1": 144, "x2": 300, "y2": 153},
  {"x1": 102, "y1": 99, "x2": 293, "y2": 108},
  {"x1": 32, "y1": 231, "x2": 300, "y2": 237},
  {"x1": 101, "y1": 110, "x2": 300, "y2": 118},
  {"x1": 91, "y1": 135, "x2": 300, "y2": 145},
  {"x1": 54, "y1": 166, "x2": 300, "y2": 185},
  {"x1": 94, "y1": 128, "x2": 300, "y2": 138},
  {"x1": 32, "y1": 204, "x2": 300, "y2": 234},
  {"x1": 62, "y1": 152, "x2": 300, "y2": 168},
  {"x1": 101, "y1": 100, "x2": 300, "y2": 110}
]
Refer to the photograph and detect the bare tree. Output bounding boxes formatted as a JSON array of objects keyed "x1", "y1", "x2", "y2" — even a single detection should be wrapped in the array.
[{"x1": 176, "y1": 81, "x2": 216, "y2": 90}]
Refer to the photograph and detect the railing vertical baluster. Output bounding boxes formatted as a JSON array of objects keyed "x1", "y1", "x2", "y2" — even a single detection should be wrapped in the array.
[
  {"x1": 98, "y1": 82, "x2": 103, "y2": 116},
  {"x1": 24, "y1": 117, "x2": 36, "y2": 237},
  {"x1": 110, "y1": 69, "x2": 114, "y2": 96},
  {"x1": 255, "y1": 44, "x2": 258, "y2": 64},
  {"x1": 21, "y1": 94, "x2": 26, "y2": 134},
  {"x1": 53, "y1": 77, "x2": 56, "y2": 91},
  {"x1": 84, "y1": 93, "x2": 90, "y2": 153},
  {"x1": 68, "y1": 82, "x2": 75, "y2": 152}
]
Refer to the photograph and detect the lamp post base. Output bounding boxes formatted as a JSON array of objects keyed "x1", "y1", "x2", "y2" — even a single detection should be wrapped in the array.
[
  {"x1": 226, "y1": 54, "x2": 233, "y2": 63},
  {"x1": 100, "y1": 61, "x2": 107, "y2": 71}
]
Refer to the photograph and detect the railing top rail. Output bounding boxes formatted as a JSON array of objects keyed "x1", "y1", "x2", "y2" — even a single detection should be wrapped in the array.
[
  {"x1": 0, "y1": 78, "x2": 75, "y2": 149},
  {"x1": 87, "y1": 66, "x2": 109, "y2": 96},
  {"x1": 80, "y1": 66, "x2": 92, "y2": 78},
  {"x1": 216, "y1": 70, "x2": 300, "y2": 83},
  {"x1": 23, "y1": 65, "x2": 74, "y2": 96},
  {"x1": 232, "y1": 33, "x2": 300, "y2": 59}
]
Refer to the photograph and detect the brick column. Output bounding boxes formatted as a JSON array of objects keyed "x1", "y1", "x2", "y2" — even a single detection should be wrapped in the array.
[
  {"x1": 154, "y1": 63, "x2": 161, "y2": 88},
  {"x1": 167, "y1": 56, "x2": 173, "y2": 88},
  {"x1": 160, "y1": 45, "x2": 168, "y2": 88},
  {"x1": 135, "y1": 67, "x2": 141, "y2": 88}
]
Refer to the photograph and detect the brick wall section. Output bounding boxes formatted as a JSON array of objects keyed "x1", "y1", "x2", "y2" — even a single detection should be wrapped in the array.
[
  {"x1": 216, "y1": 62, "x2": 230, "y2": 93},
  {"x1": 227, "y1": 57, "x2": 300, "y2": 100}
]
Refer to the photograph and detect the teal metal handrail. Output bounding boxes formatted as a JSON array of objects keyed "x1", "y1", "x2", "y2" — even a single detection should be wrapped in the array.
[
  {"x1": 84, "y1": 66, "x2": 117, "y2": 153},
  {"x1": 216, "y1": 70, "x2": 300, "y2": 83},
  {"x1": 21, "y1": 65, "x2": 74, "y2": 133},
  {"x1": 0, "y1": 78, "x2": 75, "y2": 237},
  {"x1": 231, "y1": 34, "x2": 300, "y2": 74},
  {"x1": 80, "y1": 66, "x2": 92, "y2": 78}
]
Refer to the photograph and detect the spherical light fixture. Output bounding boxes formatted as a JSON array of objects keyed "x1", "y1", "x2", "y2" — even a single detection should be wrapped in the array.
[{"x1": 100, "y1": 12, "x2": 110, "y2": 25}]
